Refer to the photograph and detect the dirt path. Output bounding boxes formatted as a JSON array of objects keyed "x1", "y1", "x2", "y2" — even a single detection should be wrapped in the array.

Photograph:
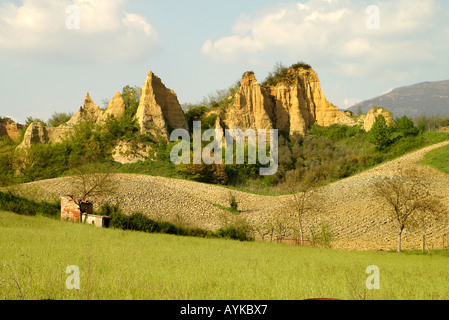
[{"x1": 8, "y1": 141, "x2": 449, "y2": 251}]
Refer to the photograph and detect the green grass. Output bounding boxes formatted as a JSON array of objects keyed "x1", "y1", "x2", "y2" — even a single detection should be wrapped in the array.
[
  {"x1": 420, "y1": 143, "x2": 449, "y2": 174},
  {"x1": 212, "y1": 203, "x2": 240, "y2": 215},
  {"x1": 2, "y1": 211, "x2": 449, "y2": 300}
]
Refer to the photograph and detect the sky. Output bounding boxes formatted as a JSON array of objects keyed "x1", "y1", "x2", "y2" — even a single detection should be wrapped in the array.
[{"x1": 0, "y1": 0, "x2": 448, "y2": 124}]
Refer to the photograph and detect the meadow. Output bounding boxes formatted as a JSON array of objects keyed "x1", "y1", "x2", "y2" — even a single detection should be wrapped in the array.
[
  {"x1": 421, "y1": 143, "x2": 449, "y2": 174},
  {"x1": 1, "y1": 210, "x2": 449, "y2": 300}
]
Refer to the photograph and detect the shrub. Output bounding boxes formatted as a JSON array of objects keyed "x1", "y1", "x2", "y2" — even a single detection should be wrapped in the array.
[
  {"x1": 216, "y1": 225, "x2": 254, "y2": 242},
  {"x1": 229, "y1": 192, "x2": 239, "y2": 213},
  {"x1": 99, "y1": 203, "x2": 253, "y2": 241},
  {"x1": 291, "y1": 61, "x2": 312, "y2": 69},
  {"x1": 262, "y1": 62, "x2": 289, "y2": 87},
  {"x1": 262, "y1": 61, "x2": 312, "y2": 87},
  {"x1": 0, "y1": 191, "x2": 60, "y2": 218},
  {"x1": 309, "y1": 220, "x2": 334, "y2": 248}
]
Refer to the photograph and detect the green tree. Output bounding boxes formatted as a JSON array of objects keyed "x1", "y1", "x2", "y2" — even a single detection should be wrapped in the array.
[
  {"x1": 396, "y1": 115, "x2": 416, "y2": 136},
  {"x1": 369, "y1": 115, "x2": 391, "y2": 150},
  {"x1": 48, "y1": 112, "x2": 73, "y2": 127},
  {"x1": 0, "y1": 150, "x2": 17, "y2": 186},
  {"x1": 25, "y1": 116, "x2": 45, "y2": 127},
  {"x1": 122, "y1": 85, "x2": 142, "y2": 118}
]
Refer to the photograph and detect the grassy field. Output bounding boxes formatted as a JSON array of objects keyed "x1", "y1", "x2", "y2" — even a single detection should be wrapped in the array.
[
  {"x1": 421, "y1": 143, "x2": 449, "y2": 174},
  {"x1": 1, "y1": 211, "x2": 449, "y2": 300}
]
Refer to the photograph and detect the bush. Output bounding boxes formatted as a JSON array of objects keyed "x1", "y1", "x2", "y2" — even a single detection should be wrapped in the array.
[
  {"x1": 216, "y1": 225, "x2": 254, "y2": 242},
  {"x1": 262, "y1": 61, "x2": 312, "y2": 87},
  {"x1": 19, "y1": 143, "x2": 71, "y2": 182},
  {"x1": 262, "y1": 62, "x2": 289, "y2": 87},
  {"x1": 309, "y1": 220, "x2": 334, "y2": 248},
  {"x1": 98, "y1": 203, "x2": 253, "y2": 241},
  {"x1": 0, "y1": 191, "x2": 60, "y2": 218},
  {"x1": 291, "y1": 61, "x2": 312, "y2": 69},
  {"x1": 229, "y1": 192, "x2": 239, "y2": 213},
  {"x1": 309, "y1": 124, "x2": 364, "y2": 141}
]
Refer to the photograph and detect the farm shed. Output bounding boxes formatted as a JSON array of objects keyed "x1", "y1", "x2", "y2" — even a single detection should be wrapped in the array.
[
  {"x1": 60, "y1": 196, "x2": 110, "y2": 228},
  {"x1": 82, "y1": 213, "x2": 112, "y2": 228}
]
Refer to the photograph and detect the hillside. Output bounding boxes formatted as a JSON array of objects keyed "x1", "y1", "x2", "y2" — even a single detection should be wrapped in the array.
[
  {"x1": 349, "y1": 80, "x2": 449, "y2": 118},
  {"x1": 7, "y1": 141, "x2": 449, "y2": 252}
]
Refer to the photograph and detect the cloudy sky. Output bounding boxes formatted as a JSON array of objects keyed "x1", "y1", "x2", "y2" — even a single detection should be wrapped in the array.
[{"x1": 1, "y1": 0, "x2": 448, "y2": 123}]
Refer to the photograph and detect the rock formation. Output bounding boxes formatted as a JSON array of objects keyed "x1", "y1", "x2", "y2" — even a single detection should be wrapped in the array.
[
  {"x1": 67, "y1": 93, "x2": 103, "y2": 125},
  {"x1": 358, "y1": 107, "x2": 395, "y2": 131},
  {"x1": 18, "y1": 91, "x2": 126, "y2": 149},
  {"x1": 112, "y1": 140, "x2": 152, "y2": 164},
  {"x1": 14, "y1": 66, "x2": 395, "y2": 156},
  {"x1": 0, "y1": 119, "x2": 25, "y2": 141},
  {"x1": 100, "y1": 91, "x2": 126, "y2": 122},
  {"x1": 225, "y1": 72, "x2": 274, "y2": 133},
  {"x1": 221, "y1": 67, "x2": 358, "y2": 137},
  {"x1": 66, "y1": 91, "x2": 126, "y2": 125},
  {"x1": 18, "y1": 122, "x2": 71, "y2": 149},
  {"x1": 134, "y1": 71, "x2": 188, "y2": 140}
]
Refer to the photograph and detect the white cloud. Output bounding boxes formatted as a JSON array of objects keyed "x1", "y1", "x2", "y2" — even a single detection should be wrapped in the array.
[
  {"x1": 0, "y1": 0, "x2": 161, "y2": 64},
  {"x1": 201, "y1": 0, "x2": 447, "y2": 79},
  {"x1": 339, "y1": 38, "x2": 371, "y2": 56},
  {"x1": 343, "y1": 98, "x2": 361, "y2": 108}
]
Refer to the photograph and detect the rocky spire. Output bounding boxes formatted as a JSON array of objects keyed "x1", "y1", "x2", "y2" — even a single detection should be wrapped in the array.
[
  {"x1": 134, "y1": 71, "x2": 188, "y2": 140},
  {"x1": 67, "y1": 93, "x2": 103, "y2": 125},
  {"x1": 100, "y1": 91, "x2": 126, "y2": 122}
]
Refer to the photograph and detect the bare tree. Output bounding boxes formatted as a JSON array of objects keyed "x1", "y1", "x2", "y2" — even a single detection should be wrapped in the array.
[
  {"x1": 372, "y1": 168, "x2": 447, "y2": 253},
  {"x1": 284, "y1": 177, "x2": 321, "y2": 245},
  {"x1": 69, "y1": 157, "x2": 117, "y2": 202},
  {"x1": 273, "y1": 210, "x2": 291, "y2": 243},
  {"x1": 253, "y1": 222, "x2": 271, "y2": 242}
]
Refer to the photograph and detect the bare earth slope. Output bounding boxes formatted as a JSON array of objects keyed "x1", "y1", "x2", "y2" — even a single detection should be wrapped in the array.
[{"x1": 8, "y1": 141, "x2": 449, "y2": 251}]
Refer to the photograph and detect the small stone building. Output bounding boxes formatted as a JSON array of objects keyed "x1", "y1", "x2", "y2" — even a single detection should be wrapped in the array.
[
  {"x1": 60, "y1": 196, "x2": 111, "y2": 228},
  {"x1": 82, "y1": 213, "x2": 112, "y2": 228}
]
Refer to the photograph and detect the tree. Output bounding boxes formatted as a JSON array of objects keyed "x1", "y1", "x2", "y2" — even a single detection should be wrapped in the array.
[
  {"x1": 369, "y1": 115, "x2": 391, "y2": 150},
  {"x1": 372, "y1": 168, "x2": 447, "y2": 253},
  {"x1": 25, "y1": 116, "x2": 45, "y2": 127},
  {"x1": 287, "y1": 187, "x2": 314, "y2": 245},
  {"x1": 228, "y1": 191, "x2": 239, "y2": 213},
  {"x1": 309, "y1": 218, "x2": 334, "y2": 248},
  {"x1": 48, "y1": 112, "x2": 73, "y2": 127},
  {"x1": 283, "y1": 173, "x2": 321, "y2": 245},
  {"x1": 0, "y1": 150, "x2": 17, "y2": 187},
  {"x1": 396, "y1": 115, "x2": 416, "y2": 136},
  {"x1": 122, "y1": 85, "x2": 142, "y2": 118},
  {"x1": 417, "y1": 120, "x2": 427, "y2": 134},
  {"x1": 69, "y1": 157, "x2": 117, "y2": 202}
]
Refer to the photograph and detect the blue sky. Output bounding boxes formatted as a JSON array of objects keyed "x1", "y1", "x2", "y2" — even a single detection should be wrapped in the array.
[{"x1": 1, "y1": 0, "x2": 448, "y2": 123}]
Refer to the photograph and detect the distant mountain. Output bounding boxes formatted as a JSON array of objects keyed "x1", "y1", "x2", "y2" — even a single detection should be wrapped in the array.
[{"x1": 348, "y1": 80, "x2": 449, "y2": 119}]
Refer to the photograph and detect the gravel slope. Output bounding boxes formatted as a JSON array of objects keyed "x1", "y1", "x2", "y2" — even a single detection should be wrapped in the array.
[{"x1": 7, "y1": 141, "x2": 449, "y2": 251}]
